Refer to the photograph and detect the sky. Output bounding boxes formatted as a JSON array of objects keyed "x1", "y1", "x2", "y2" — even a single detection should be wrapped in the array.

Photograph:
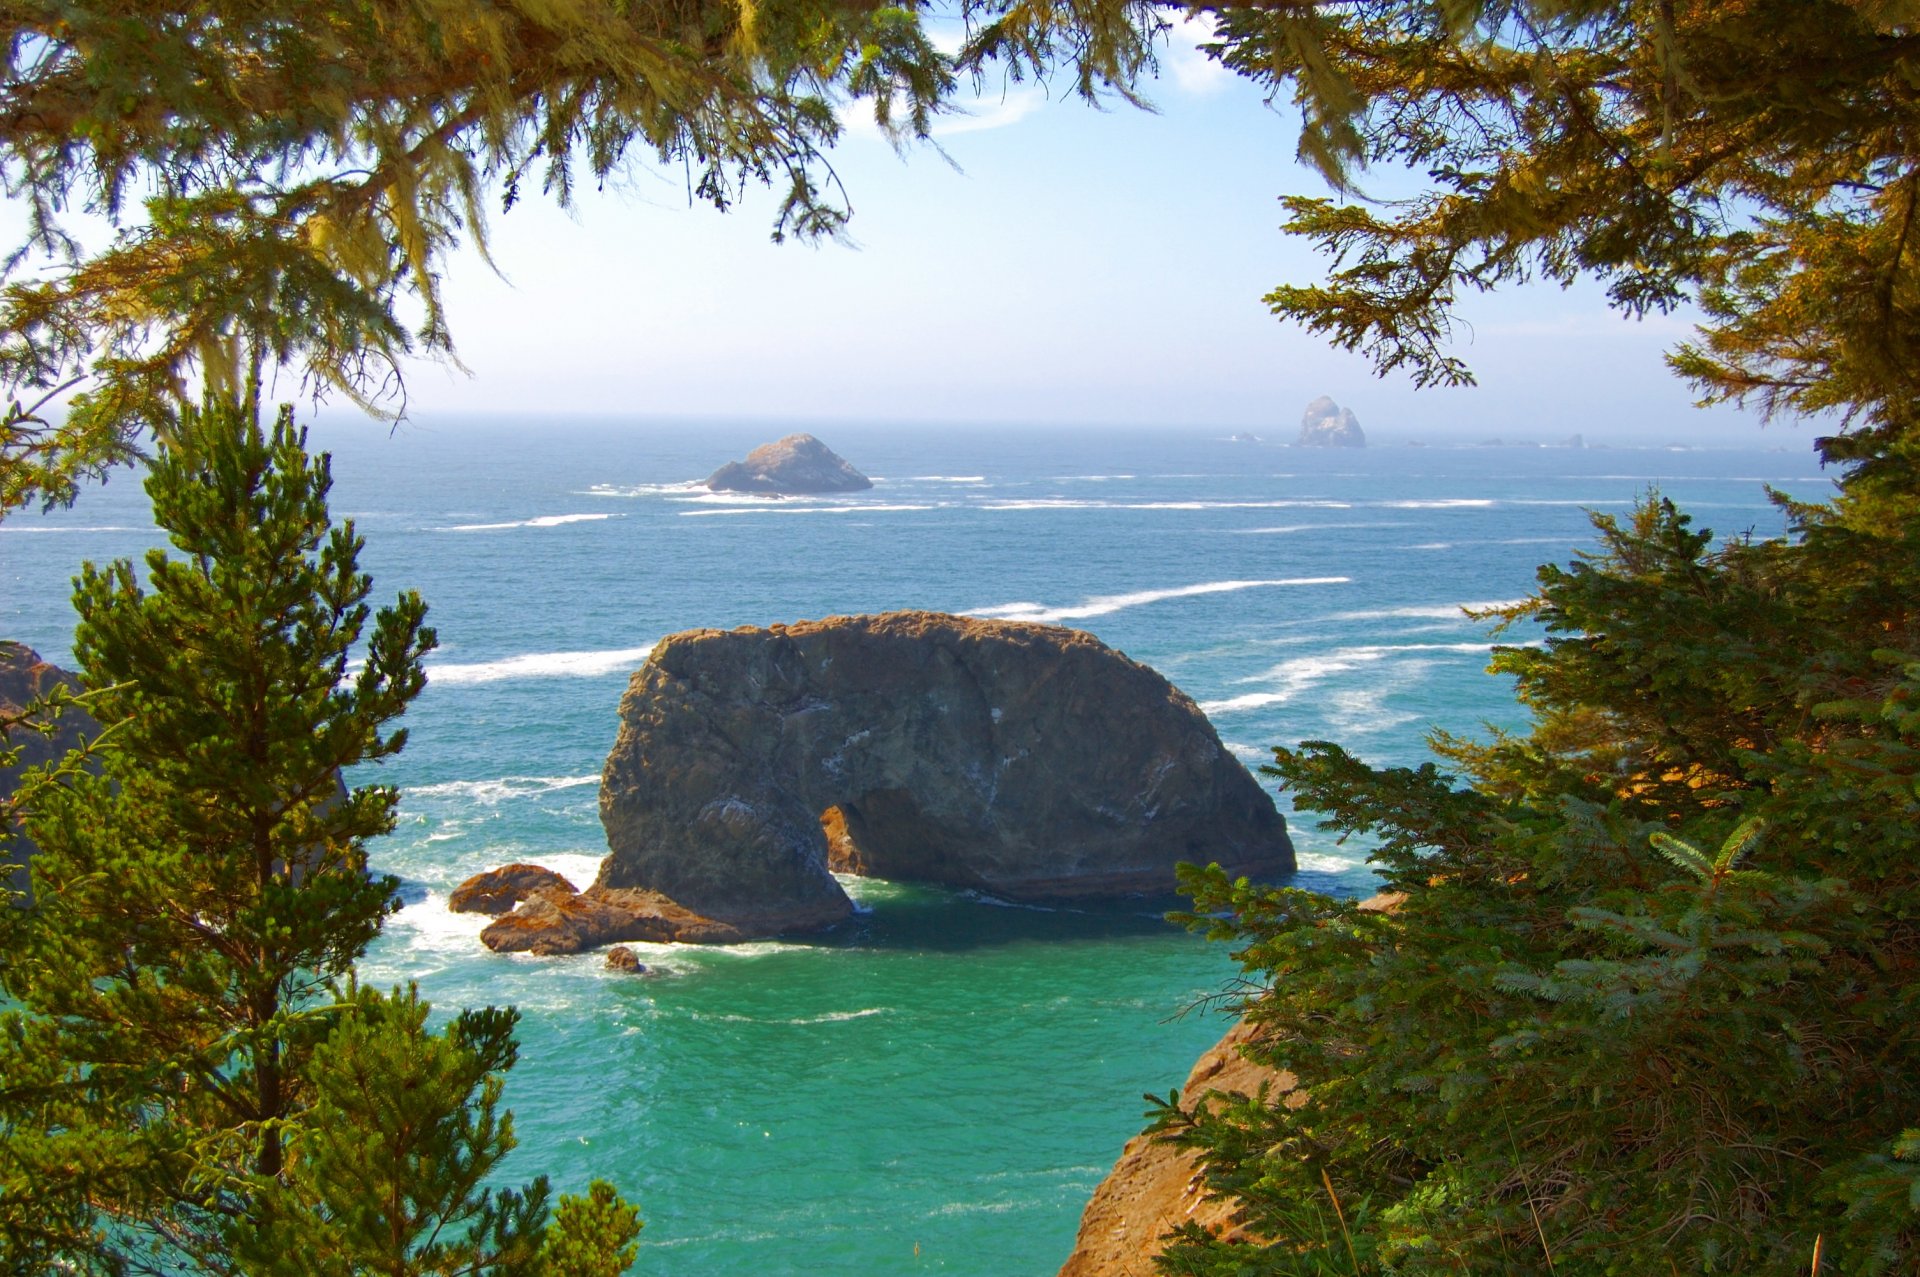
[{"x1": 47, "y1": 24, "x2": 1812, "y2": 449}]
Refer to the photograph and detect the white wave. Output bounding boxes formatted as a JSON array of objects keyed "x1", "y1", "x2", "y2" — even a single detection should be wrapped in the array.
[
  {"x1": 1376, "y1": 498, "x2": 1496, "y2": 509},
  {"x1": 1294, "y1": 851, "x2": 1368, "y2": 873},
  {"x1": 538, "y1": 851, "x2": 610, "y2": 887},
  {"x1": 1060, "y1": 474, "x2": 1135, "y2": 482},
  {"x1": 1224, "y1": 742, "x2": 1268, "y2": 764},
  {"x1": 441, "y1": 513, "x2": 616, "y2": 532},
  {"x1": 581, "y1": 480, "x2": 709, "y2": 498},
  {"x1": 907, "y1": 475, "x2": 987, "y2": 483},
  {"x1": 1200, "y1": 642, "x2": 1502, "y2": 716},
  {"x1": 383, "y1": 890, "x2": 492, "y2": 955},
  {"x1": 1325, "y1": 599, "x2": 1526, "y2": 622},
  {"x1": 426, "y1": 645, "x2": 655, "y2": 686},
  {"x1": 980, "y1": 498, "x2": 1352, "y2": 512},
  {"x1": 968, "y1": 577, "x2": 1349, "y2": 624},
  {"x1": 1233, "y1": 520, "x2": 1407, "y2": 535},
  {"x1": 680, "y1": 503, "x2": 935, "y2": 517},
  {"x1": 408, "y1": 775, "x2": 599, "y2": 804},
  {"x1": 0, "y1": 524, "x2": 139, "y2": 534}
]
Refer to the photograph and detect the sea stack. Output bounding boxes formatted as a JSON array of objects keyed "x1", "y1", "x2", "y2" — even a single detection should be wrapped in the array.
[
  {"x1": 1297, "y1": 396, "x2": 1366, "y2": 447},
  {"x1": 476, "y1": 612, "x2": 1294, "y2": 952},
  {"x1": 705, "y1": 433, "x2": 872, "y2": 495}
]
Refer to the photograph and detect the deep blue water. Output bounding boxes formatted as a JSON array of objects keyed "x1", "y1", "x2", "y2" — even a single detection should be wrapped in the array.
[{"x1": 1, "y1": 419, "x2": 1833, "y2": 1274}]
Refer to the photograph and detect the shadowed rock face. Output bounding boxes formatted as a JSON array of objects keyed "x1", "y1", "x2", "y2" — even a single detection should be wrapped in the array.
[
  {"x1": 1, "y1": 643, "x2": 97, "y2": 907},
  {"x1": 704, "y1": 434, "x2": 872, "y2": 495},
  {"x1": 588, "y1": 612, "x2": 1293, "y2": 941}
]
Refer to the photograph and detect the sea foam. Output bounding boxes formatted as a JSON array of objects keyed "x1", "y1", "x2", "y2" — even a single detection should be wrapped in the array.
[
  {"x1": 426, "y1": 645, "x2": 655, "y2": 686},
  {"x1": 442, "y1": 513, "x2": 617, "y2": 531},
  {"x1": 969, "y1": 577, "x2": 1349, "y2": 624}
]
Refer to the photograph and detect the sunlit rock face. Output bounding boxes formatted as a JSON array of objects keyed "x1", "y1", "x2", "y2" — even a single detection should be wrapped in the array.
[
  {"x1": 704, "y1": 434, "x2": 873, "y2": 494},
  {"x1": 583, "y1": 611, "x2": 1294, "y2": 942}
]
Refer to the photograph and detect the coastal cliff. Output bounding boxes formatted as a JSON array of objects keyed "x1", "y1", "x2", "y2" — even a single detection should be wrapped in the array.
[{"x1": 478, "y1": 611, "x2": 1293, "y2": 951}]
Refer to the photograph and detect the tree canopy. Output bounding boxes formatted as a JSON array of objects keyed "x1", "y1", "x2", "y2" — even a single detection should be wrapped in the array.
[
  {"x1": 1098, "y1": 3, "x2": 1920, "y2": 1272},
  {"x1": 0, "y1": 396, "x2": 640, "y2": 1274}
]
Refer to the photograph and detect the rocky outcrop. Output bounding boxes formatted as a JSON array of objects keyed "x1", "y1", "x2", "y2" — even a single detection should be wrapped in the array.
[
  {"x1": 1297, "y1": 395, "x2": 1366, "y2": 447},
  {"x1": 449, "y1": 863, "x2": 578, "y2": 914},
  {"x1": 479, "y1": 882, "x2": 743, "y2": 953},
  {"x1": 474, "y1": 612, "x2": 1293, "y2": 952},
  {"x1": 1058, "y1": 1017, "x2": 1294, "y2": 1276},
  {"x1": 1, "y1": 643, "x2": 97, "y2": 907},
  {"x1": 705, "y1": 434, "x2": 872, "y2": 495},
  {"x1": 604, "y1": 945, "x2": 647, "y2": 973}
]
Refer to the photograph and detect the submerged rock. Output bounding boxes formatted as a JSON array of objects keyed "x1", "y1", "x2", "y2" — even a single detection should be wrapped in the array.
[
  {"x1": 449, "y1": 863, "x2": 579, "y2": 915},
  {"x1": 1297, "y1": 395, "x2": 1366, "y2": 447},
  {"x1": 474, "y1": 611, "x2": 1293, "y2": 952},
  {"x1": 704, "y1": 434, "x2": 872, "y2": 495},
  {"x1": 1, "y1": 643, "x2": 98, "y2": 907}
]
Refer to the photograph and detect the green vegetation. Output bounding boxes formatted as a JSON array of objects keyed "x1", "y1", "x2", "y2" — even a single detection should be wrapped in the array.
[
  {"x1": 0, "y1": 396, "x2": 639, "y2": 1274},
  {"x1": 1138, "y1": 2, "x2": 1920, "y2": 1272}
]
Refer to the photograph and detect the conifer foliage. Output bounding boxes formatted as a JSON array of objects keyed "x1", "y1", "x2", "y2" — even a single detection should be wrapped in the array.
[{"x1": 0, "y1": 397, "x2": 640, "y2": 1273}]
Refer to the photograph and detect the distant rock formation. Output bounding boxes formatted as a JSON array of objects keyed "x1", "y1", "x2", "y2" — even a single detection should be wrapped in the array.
[
  {"x1": 0, "y1": 643, "x2": 97, "y2": 907},
  {"x1": 478, "y1": 612, "x2": 1293, "y2": 952},
  {"x1": 449, "y1": 863, "x2": 578, "y2": 914},
  {"x1": 705, "y1": 434, "x2": 872, "y2": 495},
  {"x1": 1297, "y1": 396, "x2": 1366, "y2": 447},
  {"x1": 1227, "y1": 432, "x2": 1263, "y2": 444}
]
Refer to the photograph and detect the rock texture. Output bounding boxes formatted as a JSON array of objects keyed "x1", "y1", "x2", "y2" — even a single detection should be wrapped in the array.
[
  {"x1": 513, "y1": 611, "x2": 1293, "y2": 949},
  {"x1": 604, "y1": 945, "x2": 647, "y2": 973},
  {"x1": 480, "y1": 882, "x2": 743, "y2": 953},
  {"x1": 1297, "y1": 395, "x2": 1366, "y2": 447},
  {"x1": 1, "y1": 643, "x2": 97, "y2": 906},
  {"x1": 705, "y1": 434, "x2": 872, "y2": 495},
  {"x1": 1058, "y1": 1017, "x2": 1294, "y2": 1276},
  {"x1": 449, "y1": 863, "x2": 579, "y2": 914}
]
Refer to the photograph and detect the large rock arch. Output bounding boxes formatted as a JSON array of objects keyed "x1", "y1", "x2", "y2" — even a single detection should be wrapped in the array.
[{"x1": 490, "y1": 612, "x2": 1291, "y2": 948}]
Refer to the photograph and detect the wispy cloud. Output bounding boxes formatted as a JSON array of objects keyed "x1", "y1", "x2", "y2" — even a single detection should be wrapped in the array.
[{"x1": 1161, "y1": 14, "x2": 1233, "y2": 97}]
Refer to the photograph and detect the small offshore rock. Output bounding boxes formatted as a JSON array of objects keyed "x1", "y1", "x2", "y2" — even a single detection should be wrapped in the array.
[
  {"x1": 604, "y1": 945, "x2": 647, "y2": 973},
  {"x1": 1297, "y1": 395, "x2": 1367, "y2": 447},
  {"x1": 705, "y1": 434, "x2": 872, "y2": 495},
  {"x1": 448, "y1": 863, "x2": 578, "y2": 915}
]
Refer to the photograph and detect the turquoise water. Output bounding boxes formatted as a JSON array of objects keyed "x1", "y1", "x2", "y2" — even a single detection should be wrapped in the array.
[{"x1": 2, "y1": 420, "x2": 1833, "y2": 1273}]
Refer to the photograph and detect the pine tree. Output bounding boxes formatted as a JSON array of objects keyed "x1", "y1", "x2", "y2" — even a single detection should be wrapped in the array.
[{"x1": 0, "y1": 395, "x2": 640, "y2": 1273}]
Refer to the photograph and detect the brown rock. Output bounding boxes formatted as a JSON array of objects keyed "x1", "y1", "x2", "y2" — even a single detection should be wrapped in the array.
[
  {"x1": 1058, "y1": 1018, "x2": 1295, "y2": 1277},
  {"x1": 448, "y1": 863, "x2": 579, "y2": 914},
  {"x1": 604, "y1": 945, "x2": 646, "y2": 973},
  {"x1": 704, "y1": 434, "x2": 872, "y2": 495},
  {"x1": 1, "y1": 642, "x2": 99, "y2": 907},
  {"x1": 479, "y1": 883, "x2": 746, "y2": 954},
  {"x1": 594, "y1": 611, "x2": 1294, "y2": 941}
]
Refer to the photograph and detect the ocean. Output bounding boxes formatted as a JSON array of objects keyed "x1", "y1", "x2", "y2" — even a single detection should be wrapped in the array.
[{"x1": 1, "y1": 418, "x2": 1834, "y2": 1274}]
